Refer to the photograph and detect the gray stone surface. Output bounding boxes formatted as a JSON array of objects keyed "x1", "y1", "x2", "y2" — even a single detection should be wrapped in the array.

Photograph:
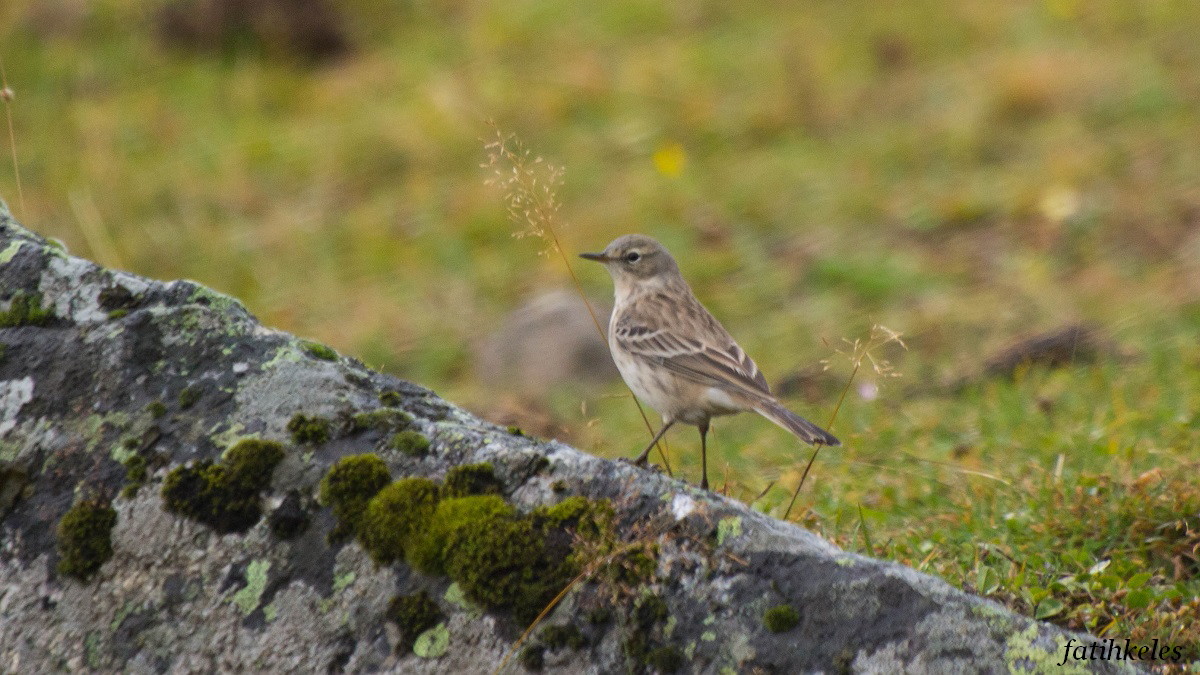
[{"x1": 0, "y1": 201, "x2": 1135, "y2": 674}]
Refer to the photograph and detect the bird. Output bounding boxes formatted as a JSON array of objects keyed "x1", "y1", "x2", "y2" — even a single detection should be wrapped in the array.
[{"x1": 580, "y1": 234, "x2": 839, "y2": 490}]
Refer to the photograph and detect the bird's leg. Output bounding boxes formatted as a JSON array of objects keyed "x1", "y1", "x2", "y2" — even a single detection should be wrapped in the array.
[
  {"x1": 699, "y1": 419, "x2": 710, "y2": 490},
  {"x1": 634, "y1": 419, "x2": 674, "y2": 466}
]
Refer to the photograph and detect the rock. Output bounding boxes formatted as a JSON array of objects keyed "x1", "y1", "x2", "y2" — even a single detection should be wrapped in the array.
[
  {"x1": 0, "y1": 201, "x2": 1135, "y2": 673},
  {"x1": 156, "y1": 0, "x2": 350, "y2": 63},
  {"x1": 474, "y1": 288, "x2": 618, "y2": 396}
]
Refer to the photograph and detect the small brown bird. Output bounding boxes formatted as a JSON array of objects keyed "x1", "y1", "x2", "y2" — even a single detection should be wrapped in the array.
[{"x1": 581, "y1": 234, "x2": 839, "y2": 489}]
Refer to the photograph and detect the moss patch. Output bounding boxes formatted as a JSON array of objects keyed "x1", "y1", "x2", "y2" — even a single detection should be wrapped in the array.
[
  {"x1": 540, "y1": 623, "x2": 585, "y2": 651},
  {"x1": 407, "y1": 495, "x2": 513, "y2": 575},
  {"x1": 120, "y1": 453, "x2": 149, "y2": 498},
  {"x1": 443, "y1": 462, "x2": 503, "y2": 498},
  {"x1": 359, "y1": 477, "x2": 441, "y2": 564},
  {"x1": 763, "y1": 604, "x2": 799, "y2": 633},
  {"x1": 320, "y1": 461, "x2": 616, "y2": 628},
  {"x1": 224, "y1": 438, "x2": 286, "y2": 476},
  {"x1": 0, "y1": 291, "x2": 53, "y2": 327},
  {"x1": 389, "y1": 430, "x2": 430, "y2": 456},
  {"x1": 352, "y1": 408, "x2": 413, "y2": 432},
  {"x1": 386, "y1": 591, "x2": 442, "y2": 652},
  {"x1": 124, "y1": 454, "x2": 148, "y2": 483},
  {"x1": 56, "y1": 499, "x2": 117, "y2": 581},
  {"x1": 288, "y1": 413, "x2": 331, "y2": 445},
  {"x1": 535, "y1": 495, "x2": 614, "y2": 540},
  {"x1": 443, "y1": 512, "x2": 574, "y2": 624},
  {"x1": 177, "y1": 386, "x2": 201, "y2": 410},
  {"x1": 145, "y1": 400, "x2": 167, "y2": 419},
  {"x1": 299, "y1": 339, "x2": 337, "y2": 361},
  {"x1": 318, "y1": 453, "x2": 391, "y2": 540},
  {"x1": 623, "y1": 594, "x2": 680, "y2": 672},
  {"x1": 520, "y1": 645, "x2": 544, "y2": 670},
  {"x1": 378, "y1": 390, "x2": 403, "y2": 407},
  {"x1": 161, "y1": 438, "x2": 285, "y2": 533},
  {"x1": 586, "y1": 607, "x2": 612, "y2": 625},
  {"x1": 645, "y1": 646, "x2": 683, "y2": 672}
]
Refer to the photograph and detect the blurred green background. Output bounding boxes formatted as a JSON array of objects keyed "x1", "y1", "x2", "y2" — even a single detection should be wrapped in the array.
[{"x1": 2, "y1": 0, "x2": 1198, "y2": 652}]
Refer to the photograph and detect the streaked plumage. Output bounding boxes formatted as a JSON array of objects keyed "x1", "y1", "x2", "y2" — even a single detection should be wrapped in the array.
[{"x1": 581, "y1": 234, "x2": 839, "y2": 489}]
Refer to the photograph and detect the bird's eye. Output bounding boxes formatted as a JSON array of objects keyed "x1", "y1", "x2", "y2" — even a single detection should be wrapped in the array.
[{"x1": 626, "y1": 251, "x2": 641, "y2": 262}]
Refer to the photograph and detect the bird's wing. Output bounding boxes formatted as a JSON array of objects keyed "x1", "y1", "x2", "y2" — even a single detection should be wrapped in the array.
[{"x1": 614, "y1": 294, "x2": 772, "y2": 400}]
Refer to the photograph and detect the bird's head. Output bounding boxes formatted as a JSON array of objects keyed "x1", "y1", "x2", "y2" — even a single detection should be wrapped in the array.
[{"x1": 580, "y1": 234, "x2": 680, "y2": 290}]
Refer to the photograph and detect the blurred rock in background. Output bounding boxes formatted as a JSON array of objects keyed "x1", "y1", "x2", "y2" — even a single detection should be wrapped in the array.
[
  {"x1": 474, "y1": 288, "x2": 618, "y2": 398},
  {"x1": 156, "y1": 0, "x2": 350, "y2": 62}
]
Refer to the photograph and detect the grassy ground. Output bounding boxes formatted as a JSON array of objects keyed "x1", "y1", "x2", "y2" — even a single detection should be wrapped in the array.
[{"x1": 3, "y1": 0, "x2": 1198, "y2": 663}]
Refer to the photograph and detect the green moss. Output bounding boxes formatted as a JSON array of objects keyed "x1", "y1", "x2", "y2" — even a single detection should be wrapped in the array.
[
  {"x1": 602, "y1": 543, "x2": 658, "y2": 586},
  {"x1": 519, "y1": 645, "x2": 544, "y2": 670},
  {"x1": 318, "y1": 453, "x2": 391, "y2": 539},
  {"x1": 163, "y1": 462, "x2": 255, "y2": 531},
  {"x1": 623, "y1": 594, "x2": 676, "y2": 671},
  {"x1": 124, "y1": 454, "x2": 148, "y2": 483},
  {"x1": 0, "y1": 343, "x2": 6, "y2": 366},
  {"x1": 145, "y1": 400, "x2": 167, "y2": 418},
  {"x1": 443, "y1": 462, "x2": 503, "y2": 498},
  {"x1": 300, "y1": 339, "x2": 337, "y2": 361},
  {"x1": 536, "y1": 496, "x2": 613, "y2": 539},
  {"x1": 385, "y1": 591, "x2": 442, "y2": 652},
  {"x1": 359, "y1": 477, "x2": 441, "y2": 564},
  {"x1": 540, "y1": 623, "x2": 585, "y2": 651},
  {"x1": 646, "y1": 646, "x2": 683, "y2": 672},
  {"x1": 586, "y1": 607, "x2": 612, "y2": 625},
  {"x1": 637, "y1": 594, "x2": 669, "y2": 624},
  {"x1": 121, "y1": 453, "x2": 149, "y2": 499},
  {"x1": 389, "y1": 430, "x2": 430, "y2": 456},
  {"x1": 223, "y1": 438, "x2": 286, "y2": 482},
  {"x1": 0, "y1": 291, "x2": 53, "y2": 327},
  {"x1": 406, "y1": 495, "x2": 513, "y2": 575},
  {"x1": 288, "y1": 413, "x2": 331, "y2": 445},
  {"x1": 378, "y1": 390, "x2": 403, "y2": 407},
  {"x1": 107, "y1": 309, "x2": 128, "y2": 320},
  {"x1": 56, "y1": 499, "x2": 117, "y2": 581},
  {"x1": 177, "y1": 386, "x2": 201, "y2": 410},
  {"x1": 352, "y1": 408, "x2": 414, "y2": 432},
  {"x1": 161, "y1": 438, "x2": 285, "y2": 533},
  {"x1": 442, "y1": 512, "x2": 573, "y2": 624},
  {"x1": 763, "y1": 604, "x2": 799, "y2": 633},
  {"x1": 550, "y1": 480, "x2": 567, "y2": 492},
  {"x1": 507, "y1": 426, "x2": 524, "y2": 436}
]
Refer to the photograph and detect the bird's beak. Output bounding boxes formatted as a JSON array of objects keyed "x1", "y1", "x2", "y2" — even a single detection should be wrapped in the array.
[{"x1": 579, "y1": 252, "x2": 609, "y2": 262}]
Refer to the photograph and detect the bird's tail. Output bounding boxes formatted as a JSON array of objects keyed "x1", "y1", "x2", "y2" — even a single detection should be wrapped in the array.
[{"x1": 753, "y1": 399, "x2": 841, "y2": 447}]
